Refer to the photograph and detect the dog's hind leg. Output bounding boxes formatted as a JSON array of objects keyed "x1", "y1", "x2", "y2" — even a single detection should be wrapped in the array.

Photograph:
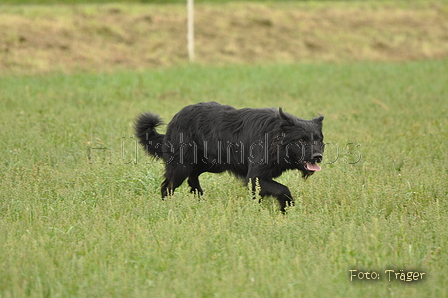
[
  {"x1": 161, "y1": 171, "x2": 189, "y2": 198},
  {"x1": 187, "y1": 171, "x2": 204, "y2": 196}
]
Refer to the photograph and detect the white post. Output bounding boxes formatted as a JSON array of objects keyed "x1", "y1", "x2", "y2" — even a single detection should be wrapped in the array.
[{"x1": 187, "y1": 0, "x2": 194, "y2": 62}]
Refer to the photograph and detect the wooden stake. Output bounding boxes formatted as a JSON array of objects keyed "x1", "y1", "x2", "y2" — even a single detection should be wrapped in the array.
[{"x1": 187, "y1": 0, "x2": 194, "y2": 62}]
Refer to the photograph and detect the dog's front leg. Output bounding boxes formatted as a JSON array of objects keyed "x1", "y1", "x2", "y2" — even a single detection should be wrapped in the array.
[
  {"x1": 247, "y1": 175, "x2": 294, "y2": 213},
  {"x1": 259, "y1": 179, "x2": 294, "y2": 213}
]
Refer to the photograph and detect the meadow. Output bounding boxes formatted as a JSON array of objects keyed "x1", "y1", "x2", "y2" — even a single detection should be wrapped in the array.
[
  {"x1": 1, "y1": 60, "x2": 447, "y2": 297},
  {"x1": 2, "y1": 1, "x2": 448, "y2": 75},
  {"x1": 1, "y1": 0, "x2": 448, "y2": 297}
]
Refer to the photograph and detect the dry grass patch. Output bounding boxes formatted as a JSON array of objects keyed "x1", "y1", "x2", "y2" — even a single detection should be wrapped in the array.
[{"x1": 1, "y1": 2, "x2": 448, "y2": 75}]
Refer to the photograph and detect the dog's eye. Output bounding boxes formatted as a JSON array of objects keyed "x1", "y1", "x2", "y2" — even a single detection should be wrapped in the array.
[{"x1": 299, "y1": 139, "x2": 307, "y2": 144}]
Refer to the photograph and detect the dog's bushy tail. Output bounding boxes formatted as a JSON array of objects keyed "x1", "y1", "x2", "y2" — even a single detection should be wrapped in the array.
[{"x1": 134, "y1": 112, "x2": 165, "y2": 158}]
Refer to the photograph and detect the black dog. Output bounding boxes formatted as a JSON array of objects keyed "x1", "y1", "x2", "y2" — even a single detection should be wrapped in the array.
[{"x1": 135, "y1": 102, "x2": 324, "y2": 212}]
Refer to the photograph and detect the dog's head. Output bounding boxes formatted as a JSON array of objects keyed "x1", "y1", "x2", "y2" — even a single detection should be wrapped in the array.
[{"x1": 278, "y1": 108, "x2": 325, "y2": 179}]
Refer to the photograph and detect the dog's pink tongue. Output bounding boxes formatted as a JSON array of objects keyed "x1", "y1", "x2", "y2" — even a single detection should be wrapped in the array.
[{"x1": 306, "y1": 163, "x2": 321, "y2": 171}]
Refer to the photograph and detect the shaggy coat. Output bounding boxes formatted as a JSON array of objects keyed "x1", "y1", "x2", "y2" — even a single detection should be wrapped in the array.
[{"x1": 135, "y1": 102, "x2": 324, "y2": 212}]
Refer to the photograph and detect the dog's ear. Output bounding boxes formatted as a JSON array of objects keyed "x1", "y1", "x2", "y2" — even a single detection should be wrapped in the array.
[
  {"x1": 279, "y1": 107, "x2": 295, "y2": 126},
  {"x1": 279, "y1": 107, "x2": 285, "y2": 117},
  {"x1": 313, "y1": 115, "x2": 324, "y2": 124}
]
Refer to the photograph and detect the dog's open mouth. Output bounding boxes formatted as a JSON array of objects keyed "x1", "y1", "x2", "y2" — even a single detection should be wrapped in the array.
[{"x1": 305, "y1": 162, "x2": 321, "y2": 172}]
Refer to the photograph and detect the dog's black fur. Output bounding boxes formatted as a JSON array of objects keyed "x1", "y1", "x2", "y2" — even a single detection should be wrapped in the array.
[{"x1": 135, "y1": 102, "x2": 324, "y2": 212}]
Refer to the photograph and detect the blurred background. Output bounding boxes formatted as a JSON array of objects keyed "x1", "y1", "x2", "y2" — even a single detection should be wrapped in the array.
[{"x1": 2, "y1": 0, "x2": 447, "y2": 75}]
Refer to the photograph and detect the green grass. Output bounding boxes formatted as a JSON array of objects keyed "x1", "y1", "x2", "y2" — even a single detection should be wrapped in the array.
[{"x1": 1, "y1": 61, "x2": 447, "y2": 297}]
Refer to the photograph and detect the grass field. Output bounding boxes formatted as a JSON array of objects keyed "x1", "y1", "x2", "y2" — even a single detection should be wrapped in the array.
[
  {"x1": 1, "y1": 0, "x2": 448, "y2": 297},
  {"x1": 1, "y1": 60, "x2": 447, "y2": 297}
]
